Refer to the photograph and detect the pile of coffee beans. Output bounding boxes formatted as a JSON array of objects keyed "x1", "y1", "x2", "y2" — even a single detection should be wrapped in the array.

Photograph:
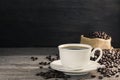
[
  {"x1": 91, "y1": 49, "x2": 120, "y2": 78},
  {"x1": 85, "y1": 31, "x2": 111, "y2": 40}
]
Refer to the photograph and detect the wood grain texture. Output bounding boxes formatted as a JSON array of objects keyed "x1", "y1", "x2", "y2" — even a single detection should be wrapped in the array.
[
  {"x1": 0, "y1": 55, "x2": 119, "y2": 80},
  {"x1": 0, "y1": 48, "x2": 120, "y2": 80}
]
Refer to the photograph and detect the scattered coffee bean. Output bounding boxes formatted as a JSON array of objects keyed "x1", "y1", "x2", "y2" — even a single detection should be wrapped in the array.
[
  {"x1": 35, "y1": 57, "x2": 38, "y2": 60},
  {"x1": 30, "y1": 57, "x2": 34, "y2": 61},
  {"x1": 116, "y1": 75, "x2": 119, "y2": 77},
  {"x1": 43, "y1": 62, "x2": 47, "y2": 65},
  {"x1": 39, "y1": 62, "x2": 49, "y2": 66},
  {"x1": 48, "y1": 66, "x2": 51, "y2": 69},
  {"x1": 118, "y1": 68, "x2": 120, "y2": 72},
  {"x1": 30, "y1": 57, "x2": 38, "y2": 61},
  {"x1": 36, "y1": 73, "x2": 41, "y2": 76},
  {"x1": 47, "y1": 62, "x2": 50, "y2": 65},
  {"x1": 39, "y1": 66, "x2": 43, "y2": 69},
  {"x1": 39, "y1": 62, "x2": 43, "y2": 65},
  {"x1": 51, "y1": 58, "x2": 56, "y2": 61},
  {"x1": 91, "y1": 75, "x2": 96, "y2": 78},
  {"x1": 46, "y1": 55, "x2": 52, "y2": 61},
  {"x1": 98, "y1": 76, "x2": 103, "y2": 79}
]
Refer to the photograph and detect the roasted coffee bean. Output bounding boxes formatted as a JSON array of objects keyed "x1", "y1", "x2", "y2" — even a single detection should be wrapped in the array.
[
  {"x1": 39, "y1": 62, "x2": 43, "y2": 65},
  {"x1": 31, "y1": 57, "x2": 34, "y2": 60},
  {"x1": 46, "y1": 55, "x2": 52, "y2": 61},
  {"x1": 31, "y1": 57, "x2": 38, "y2": 61},
  {"x1": 35, "y1": 57, "x2": 38, "y2": 60},
  {"x1": 109, "y1": 66, "x2": 113, "y2": 68},
  {"x1": 118, "y1": 68, "x2": 120, "y2": 72},
  {"x1": 106, "y1": 74, "x2": 111, "y2": 77},
  {"x1": 98, "y1": 76, "x2": 103, "y2": 79},
  {"x1": 43, "y1": 62, "x2": 47, "y2": 65},
  {"x1": 48, "y1": 66, "x2": 51, "y2": 69},
  {"x1": 51, "y1": 58, "x2": 56, "y2": 61},
  {"x1": 39, "y1": 62, "x2": 48, "y2": 65},
  {"x1": 97, "y1": 68, "x2": 102, "y2": 72},
  {"x1": 36, "y1": 73, "x2": 41, "y2": 76},
  {"x1": 116, "y1": 75, "x2": 119, "y2": 77},
  {"x1": 39, "y1": 66, "x2": 43, "y2": 69},
  {"x1": 47, "y1": 62, "x2": 50, "y2": 65},
  {"x1": 31, "y1": 57, "x2": 34, "y2": 59},
  {"x1": 91, "y1": 75, "x2": 96, "y2": 78}
]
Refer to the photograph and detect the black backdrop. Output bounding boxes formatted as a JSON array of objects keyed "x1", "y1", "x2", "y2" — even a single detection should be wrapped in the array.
[{"x1": 0, "y1": 0, "x2": 120, "y2": 47}]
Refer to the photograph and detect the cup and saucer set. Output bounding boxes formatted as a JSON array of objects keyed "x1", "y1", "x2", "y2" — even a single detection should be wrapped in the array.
[{"x1": 50, "y1": 44, "x2": 104, "y2": 75}]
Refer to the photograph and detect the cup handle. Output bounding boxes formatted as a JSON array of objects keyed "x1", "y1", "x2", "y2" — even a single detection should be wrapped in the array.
[{"x1": 91, "y1": 48, "x2": 103, "y2": 62}]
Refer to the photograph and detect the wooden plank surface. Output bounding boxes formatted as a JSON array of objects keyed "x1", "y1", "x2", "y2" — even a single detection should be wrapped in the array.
[{"x1": 0, "y1": 48, "x2": 120, "y2": 80}]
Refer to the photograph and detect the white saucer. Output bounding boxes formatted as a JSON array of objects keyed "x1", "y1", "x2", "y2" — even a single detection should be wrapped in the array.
[{"x1": 50, "y1": 60, "x2": 104, "y2": 75}]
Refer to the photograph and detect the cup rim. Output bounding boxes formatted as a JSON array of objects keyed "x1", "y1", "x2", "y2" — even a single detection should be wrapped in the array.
[{"x1": 58, "y1": 43, "x2": 92, "y2": 50}]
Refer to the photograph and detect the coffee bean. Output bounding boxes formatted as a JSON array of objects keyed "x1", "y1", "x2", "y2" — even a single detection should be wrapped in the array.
[
  {"x1": 43, "y1": 62, "x2": 47, "y2": 65},
  {"x1": 39, "y1": 62, "x2": 43, "y2": 65},
  {"x1": 39, "y1": 62, "x2": 48, "y2": 65},
  {"x1": 98, "y1": 76, "x2": 103, "y2": 79},
  {"x1": 91, "y1": 75, "x2": 96, "y2": 78},
  {"x1": 48, "y1": 66, "x2": 51, "y2": 69},
  {"x1": 31, "y1": 57, "x2": 34, "y2": 59},
  {"x1": 30, "y1": 57, "x2": 38, "y2": 61},
  {"x1": 46, "y1": 55, "x2": 52, "y2": 61},
  {"x1": 51, "y1": 58, "x2": 56, "y2": 61},
  {"x1": 36, "y1": 73, "x2": 41, "y2": 76},
  {"x1": 47, "y1": 62, "x2": 50, "y2": 65},
  {"x1": 118, "y1": 68, "x2": 120, "y2": 72},
  {"x1": 106, "y1": 74, "x2": 111, "y2": 77},
  {"x1": 35, "y1": 57, "x2": 38, "y2": 60},
  {"x1": 97, "y1": 68, "x2": 102, "y2": 72},
  {"x1": 116, "y1": 75, "x2": 119, "y2": 77},
  {"x1": 109, "y1": 66, "x2": 113, "y2": 68},
  {"x1": 39, "y1": 66, "x2": 43, "y2": 69}
]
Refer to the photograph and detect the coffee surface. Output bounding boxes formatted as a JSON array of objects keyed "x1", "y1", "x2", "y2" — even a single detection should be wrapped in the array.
[{"x1": 62, "y1": 46, "x2": 89, "y2": 50}]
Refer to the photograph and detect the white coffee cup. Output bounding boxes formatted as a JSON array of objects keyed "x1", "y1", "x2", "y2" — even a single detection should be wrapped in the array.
[{"x1": 58, "y1": 43, "x2": 102, "y2": 69}]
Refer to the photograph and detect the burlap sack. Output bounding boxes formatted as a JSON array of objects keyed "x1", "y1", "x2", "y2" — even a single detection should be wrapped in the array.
[{"x1": 80, "y1": 35, "x2": 113, "y2": 49}]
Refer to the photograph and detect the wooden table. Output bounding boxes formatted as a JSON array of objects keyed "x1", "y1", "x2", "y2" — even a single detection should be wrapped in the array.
[{"x1": 0, "y1": 48, "x2": 119, "y2": 80}]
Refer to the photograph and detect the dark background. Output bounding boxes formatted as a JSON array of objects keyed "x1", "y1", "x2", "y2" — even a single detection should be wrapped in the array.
[{"x1": 0, "y1": 0, "x2": 120, "y2": 47}]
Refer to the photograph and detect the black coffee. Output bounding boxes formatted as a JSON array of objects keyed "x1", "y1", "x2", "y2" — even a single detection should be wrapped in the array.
[{"x1": 62, "y1": 46, "x2": 89, "y2": 50}]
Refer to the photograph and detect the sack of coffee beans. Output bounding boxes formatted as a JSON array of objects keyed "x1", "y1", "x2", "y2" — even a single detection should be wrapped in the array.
[{"x1": 80, "y1": 31, "x2": 113, "y2": 49}]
